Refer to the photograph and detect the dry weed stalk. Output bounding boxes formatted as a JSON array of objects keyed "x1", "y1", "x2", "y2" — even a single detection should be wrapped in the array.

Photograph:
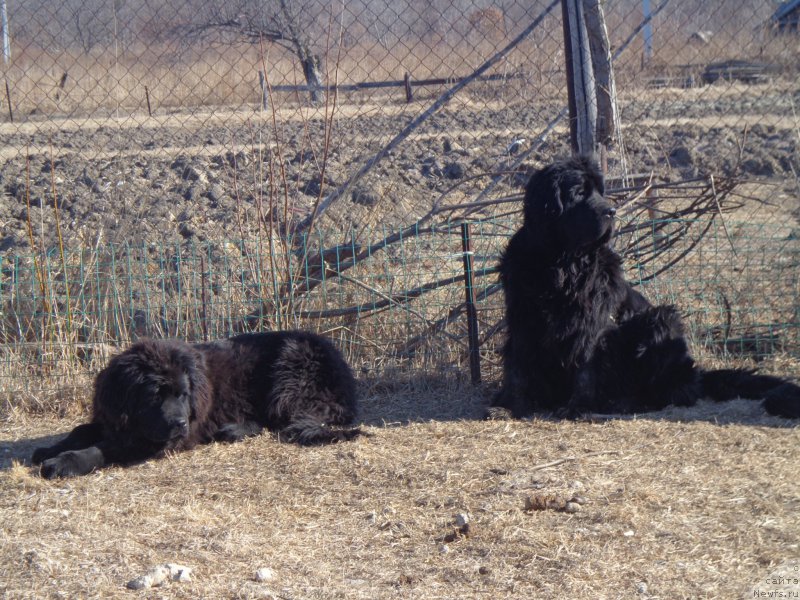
[
  {"x1": 48, "y1": 143, "x2": 73, "y2": 351},
  {"x1": 23, "y1": 151, "x2": 48, "y2": 315}
]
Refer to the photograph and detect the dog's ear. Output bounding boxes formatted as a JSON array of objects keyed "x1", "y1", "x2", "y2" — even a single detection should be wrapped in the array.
[
  {"x1": 544, "y1": 171, "x2": 564, "y2": 216},
  {"x1": 524, "y1": 165, "x2": 563, "y2": 223},
  {"x1": 91, "y1": 356, "x2": 134, "y2": 431}
]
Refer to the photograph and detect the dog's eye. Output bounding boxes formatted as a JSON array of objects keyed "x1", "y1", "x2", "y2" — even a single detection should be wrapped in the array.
[{"x1": 567, "y1": 184, "x2": 584, "y2": 202}]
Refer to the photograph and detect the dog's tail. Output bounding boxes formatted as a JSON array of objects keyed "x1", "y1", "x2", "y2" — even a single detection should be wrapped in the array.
[
  {"x1": 280, "y1": 416, "x2": 364, "y2": 445},
  {"x1": 700, "y1": 368, "x2": 800, "y2": 418}
]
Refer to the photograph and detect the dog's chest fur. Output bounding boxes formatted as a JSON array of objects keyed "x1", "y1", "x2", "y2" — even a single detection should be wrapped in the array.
[
  {"x1": 548, "y1": 250, "x2": 628, "y2": 361},
  {"x1": 502, "y1": 238, "x2": 628, "y2": 369}
]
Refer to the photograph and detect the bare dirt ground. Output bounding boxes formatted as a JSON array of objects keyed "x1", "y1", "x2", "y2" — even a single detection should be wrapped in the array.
[
  {"x1": 1, "y1": 80, "x2": 799, "y2": 598},
  {"x1": 1, "y1": 81, "x2": 798, "y2": 253}
]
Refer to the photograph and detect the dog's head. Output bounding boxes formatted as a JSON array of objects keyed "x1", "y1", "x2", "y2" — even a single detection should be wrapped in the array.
[
  {"x1": 523, "y1": 156, "x2": 615, "y2": 255},
  {"x1": 92, "y1": 340, "x2": 208, "y2": 449}
]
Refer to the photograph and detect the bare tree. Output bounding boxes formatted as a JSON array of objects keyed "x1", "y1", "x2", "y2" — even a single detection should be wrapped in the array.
[
  {"x1": 10, "y1": 0, "x2": 137, "y2": 53},
  {"x1": 180, "y1": 0, "x2": 326, "y2": 103}
]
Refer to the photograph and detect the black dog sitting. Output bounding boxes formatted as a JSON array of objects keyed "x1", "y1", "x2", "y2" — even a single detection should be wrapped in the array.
[{"x1": 490, "y1": 155, "x2": 800, "y2": 419}]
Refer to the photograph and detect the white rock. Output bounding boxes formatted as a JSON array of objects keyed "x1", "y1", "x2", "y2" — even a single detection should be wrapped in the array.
[
  {"x1": 454, "y1": 513, "x2": 470, "y2": 527},
  {"x1": 127, "y1": 565, "x2": 169, "y2": 590},
  {"x1": 167, "y1": 564, "x2": 192, "y2": 582},
  {"x1": 238, "y1": 581, "x2": 276, "y2": 599},
  {"x1": 126, "y1": 563, "x2": 191, "y2": 590},
  {"x1": 254, "y1": 568, "x2": 275, "y2": 583},
  {"x1": 506, "y1": 138, "x2": 527, "y2": 155}
]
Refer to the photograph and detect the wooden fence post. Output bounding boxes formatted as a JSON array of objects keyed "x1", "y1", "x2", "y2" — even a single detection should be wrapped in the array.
[
  {"x1": 583, "y1": 0, "x2": 617, "y2": 150},
  {"x1": 561, "y1": 0, "x2": 597, "y2": 155},
  {"x1": 561, "y1": 0, "x2": 618, "y2": 158}
]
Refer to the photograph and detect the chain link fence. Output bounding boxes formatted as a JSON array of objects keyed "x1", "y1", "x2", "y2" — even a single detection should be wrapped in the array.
[{"x1": 1, "y1": 0, "x2": 798, "y2": 412}]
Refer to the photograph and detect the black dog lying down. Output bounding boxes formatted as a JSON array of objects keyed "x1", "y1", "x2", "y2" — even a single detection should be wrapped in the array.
[
  {"x1": 33, "y1": 331, "x2": 362, "y2": 478},
  {"x1": 491, "y1": 156, "x2": 800, "y2": 419}
]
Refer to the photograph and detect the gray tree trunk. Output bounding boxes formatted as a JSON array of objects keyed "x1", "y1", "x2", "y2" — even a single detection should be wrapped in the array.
[
  {"x1": 561, "y1": 0, "x2": 597, "y2": 155},
  {"x1": 280, "y1": 0, "x2": 323, "y2": 104},
  {"x1": 297, "y1": 44, "x2": 323, "y2": 104},
  {"x1": 583, "y1": 0, "x2": 618, "y2": 147}
]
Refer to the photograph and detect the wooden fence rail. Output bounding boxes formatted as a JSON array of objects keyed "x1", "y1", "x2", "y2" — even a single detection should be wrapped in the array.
[{"x1": 259, "y1": 71, "x2": 524, "y2": 105}]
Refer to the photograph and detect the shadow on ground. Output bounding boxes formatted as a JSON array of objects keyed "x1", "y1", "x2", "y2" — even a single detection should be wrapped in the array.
[
  {"x1": 358, "y1": 374, "x2": 491, "y2": 425},
  {"x1": 1, "y1": 432, "x2": 65, "y2": 471},
  {"x1": 2, "y1": 378, "x2": 797, "y2": 474},
  {"x1": 357, "y1": 374, "x2": 800, "y2": 429}
]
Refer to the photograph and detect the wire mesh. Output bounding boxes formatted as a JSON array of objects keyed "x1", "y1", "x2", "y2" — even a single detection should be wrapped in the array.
[
  {"x1": 0, "y1": 0, "x2": 798, "y2": 412},
  {"x1": 2, "y1": 190, "x2": 798, "y2": 412}
]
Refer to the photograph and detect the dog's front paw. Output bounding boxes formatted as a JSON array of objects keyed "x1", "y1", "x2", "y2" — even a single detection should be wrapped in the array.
[
  {"x1": 484, "y1": 406, "x2": 514, "y2": 421},
  {"x1": 39, "y1": 451, "x2": 95, "y2": 479}
]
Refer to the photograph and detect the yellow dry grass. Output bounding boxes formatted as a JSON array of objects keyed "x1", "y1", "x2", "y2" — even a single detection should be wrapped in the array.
[
  {"x1": 2, "y1": 37, "x2": 539, "y2": 118},
  {"x1": 1, "y1": 380, "x2": 798, "y2": 599}
]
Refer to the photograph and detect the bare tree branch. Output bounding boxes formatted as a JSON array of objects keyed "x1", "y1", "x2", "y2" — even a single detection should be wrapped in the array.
[{"x1": 173, "y1": 0, "x2": 325, "y2": 101}]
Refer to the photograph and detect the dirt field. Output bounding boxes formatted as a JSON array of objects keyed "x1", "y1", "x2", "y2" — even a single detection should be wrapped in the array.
[{"x1": 1, "y1": 81, "x2": 798, "y2": 252}]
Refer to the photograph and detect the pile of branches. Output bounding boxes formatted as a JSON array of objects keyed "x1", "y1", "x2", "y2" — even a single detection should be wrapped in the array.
[{"x1": 272, "y1": 173, "x2": 751, "y2": 359}]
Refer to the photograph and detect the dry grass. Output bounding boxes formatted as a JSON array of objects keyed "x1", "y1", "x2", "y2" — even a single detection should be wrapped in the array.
[
  {"x1": 5, "y1": 13, "x2": 794, "y2": 119},
  {"x1": 1, "y1": 380, "x2": 798, "y2": 599},
  {"x1": 2, "y1": 36, "x2": 546, "y2": 118}
]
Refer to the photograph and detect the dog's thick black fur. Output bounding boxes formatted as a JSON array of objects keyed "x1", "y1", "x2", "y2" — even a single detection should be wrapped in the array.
[
  {"x1": 32, "y1": 331, "x2": 361, "y2": 478},
  {"x1": 491, "y1": 156, "x2": 800, "y2": 419}
]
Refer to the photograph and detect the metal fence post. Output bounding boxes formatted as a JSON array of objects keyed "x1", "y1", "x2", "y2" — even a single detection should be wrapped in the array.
[
  {"x1": 642, "y1": 0, "x2": 653, "y2": 65},
  {"x1": 1, "y1": 0, "x2": 10, "y2": 65},
  {"x1": 461, "y1": 223, "x2": 481, "y2": 385},
  {"x1": 259, "y1": 70, "x2": 269, "y2": 110}
]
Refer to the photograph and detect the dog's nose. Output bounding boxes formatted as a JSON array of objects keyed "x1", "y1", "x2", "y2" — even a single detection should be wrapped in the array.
[
  {"x1": 171, "y1": 418, "x2": 189, "y2": 434},
  {"x1": 605, "y1": 207, "x2": 617, "y2": 218}
]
